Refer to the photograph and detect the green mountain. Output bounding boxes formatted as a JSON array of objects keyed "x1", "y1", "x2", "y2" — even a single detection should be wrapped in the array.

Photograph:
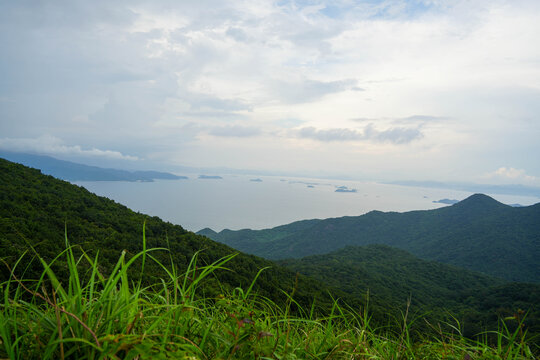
[
  {"x1": 0, "y1": 150, "x2": 186, "y2": 181},
  {"x1": 0, "y1": 157, "x2": 356, "y2": 312},
  {"x1": 199, "y1": 194, "x2": 540, "y2": 283},
  {"x1": 1, "y1": 157, "x2": 538, "y2": 338},
  {"x1": 278, "y1": 245, "x2": 540, "y2": 337}
]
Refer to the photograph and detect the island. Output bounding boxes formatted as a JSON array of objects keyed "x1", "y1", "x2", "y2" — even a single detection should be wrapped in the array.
[
  {"x1": 0, "y1": 151, "x2": 186, "y2": 182},
  {"x1": 335, "y1": 185, "x2": 357, "y2": 193},
  {"x1": 432, "y1": 199, "x2": 460, "y2": 205},
  {"x1": 198, "y1": 175, "x2": 223, "y2": 179}
]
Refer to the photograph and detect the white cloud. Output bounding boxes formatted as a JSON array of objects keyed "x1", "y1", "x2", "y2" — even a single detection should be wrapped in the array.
[
  {"x1": 0, "y1": 135, "x2": 139, "y2": 161},
  {"x1": 295, "y1": 127, "x2": 363, "y2": 142},
  {"x1": 483, "y1": 167, "x2": 539, "y2": 185},
  {"x1": 207, "y1": 125, "x2": 262, "y2": 138},
  {"x1": 1, "y1": 0, "x2": 539, "y2": 181},
  {"x1": 294, "y1": 124, "x2": 423, "y2": 144},
  {"x1": 269, "y1": 78, "x2": 358, "y2": 104},
  {"x1": 495, "y1": 167, "x2": 531, "y2": 179}
]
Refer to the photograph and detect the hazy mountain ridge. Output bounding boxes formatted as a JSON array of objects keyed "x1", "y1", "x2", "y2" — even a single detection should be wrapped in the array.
[
  {"x1": 199, "y1": 194, "x2": 540, "y2": 283},
  {"x1": 198, "y1": 219, "x2": 323, "y2": 245},
  {"x1": 0, "y1": 151, "x2": 186, "y2": 182}
]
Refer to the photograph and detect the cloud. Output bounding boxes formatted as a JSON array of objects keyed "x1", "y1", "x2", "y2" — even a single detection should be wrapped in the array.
[
  {"x1": 185, "y1": 93, "x2": 253, "y2": 112},
  {"x1": 175, "y1": 111, "x2": 248, "y2": 120},
  {"x1": 1, "y1": 0, "x2": 539, "y2": 181},
  {"x1": 271, "y1": 78, "x2": 358, "y2": 104},
  {"x1": 350, "y1": 117, "x2": 380, "y2": 123},
  {"x1": 351, "y1": 86, "x2": 365, "y2": 92},
  {"x1": 351, "y1": 115, "x2": 448, "y2": 124},
  {"x1": 176, "y1": 123, "x2": 262, "y2": 138},
  {"x1": 296, "y1": 127, "x2": 363, "y2": 142},
  {"x1": 274, "y1": 118, "x2": 306, "y2": 128},
  {"x1": 225, "y1": 27, "x2": 250, "y2": 42},
  {"x1": 487, "y1": 167, "x2": 537, "y2": 182},
  {"x1": 396, "y1": 115, "x2": 449, "y2": 123},
  {"x1": 208, "y1": 125, "x2": 262, "y2": 138},
  {"x1": 295, "y1": 124, "x2": 423, "y2": 144},
  {"x1": 0, "y1": 135, "x2": 139, "y2": 161},
  {"x1": 364, "y1": 124, "x2": 424, "y2": 144}
]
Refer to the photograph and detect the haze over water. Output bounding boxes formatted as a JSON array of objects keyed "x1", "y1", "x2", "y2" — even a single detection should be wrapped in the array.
[{"x1": 76, "y1": 176, "x2": 539, "y2": 232}]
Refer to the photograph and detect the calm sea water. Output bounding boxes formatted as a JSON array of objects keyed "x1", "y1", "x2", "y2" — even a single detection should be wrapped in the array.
[{"x1": 76, "y1": 175, "x2": 539, "y2": 232}]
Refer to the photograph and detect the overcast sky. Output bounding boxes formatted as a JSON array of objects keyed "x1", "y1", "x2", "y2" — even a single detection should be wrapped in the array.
[{"x1": 1, "y1": 0, "x2": 539, "y2": 185}]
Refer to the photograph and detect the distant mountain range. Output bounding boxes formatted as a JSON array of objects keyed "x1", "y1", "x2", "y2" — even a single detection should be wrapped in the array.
[
  {"x1": 0, "y1": 151, "x2": 185, "y2": 182},
  {"x1": 198, "y1": 194, "x2": 540, "y2": 283}
]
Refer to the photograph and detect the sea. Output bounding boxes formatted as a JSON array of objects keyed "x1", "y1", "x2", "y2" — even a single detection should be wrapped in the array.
[{"x1": 75, "y1": 174, "x2": 539, "y2": 232}]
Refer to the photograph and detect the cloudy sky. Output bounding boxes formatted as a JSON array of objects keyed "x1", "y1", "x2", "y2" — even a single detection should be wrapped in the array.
[{"x1": 1, "y1": 0, "x2": 539, "y2": 185}]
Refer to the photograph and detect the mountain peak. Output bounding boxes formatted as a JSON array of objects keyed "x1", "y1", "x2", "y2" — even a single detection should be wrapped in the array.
[
  {"x1": 453, "y1": 193, "x2": 508, "y2": 209},
  {"x1": 197, "y1": 228, "x2": 217, "y2": 237}
]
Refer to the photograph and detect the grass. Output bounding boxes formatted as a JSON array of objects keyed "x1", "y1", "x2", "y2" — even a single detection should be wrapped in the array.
[{"x1": 0, "y1": 227, "x2": 537, "y2": 359}]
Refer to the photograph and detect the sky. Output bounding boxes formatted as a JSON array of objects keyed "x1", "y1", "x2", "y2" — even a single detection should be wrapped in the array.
[{"x1": 1, "y1": 0, "x2": 540, "y2": 186}]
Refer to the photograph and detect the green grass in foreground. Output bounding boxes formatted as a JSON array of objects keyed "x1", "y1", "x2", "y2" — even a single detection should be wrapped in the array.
[{"x1": 0, "y1": 230, "x2": 537, "y2": 359}]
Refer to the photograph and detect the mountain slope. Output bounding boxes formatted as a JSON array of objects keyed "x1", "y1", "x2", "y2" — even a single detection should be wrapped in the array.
[
  {"x1": 1, "y1": 157, "x2": 538, "y2": 337},
  {"x1": 278, "y1": 245, "x2": 540, "y2": 336},
  {"x1": 0, "y1": 150, "x2": 185, "y2": 181},
  {"x1": 279, "y1": 244, "x2": 501, "y2": 310},
  {"x1": 198, "y1": 219, "x2": 322, "y2": 247},
  {"x1": 0, "y1": 157, "x2": 357, "y2": 312},
  {"x1": 199, "y1": 194, "x2": 540, "y2": 282}
]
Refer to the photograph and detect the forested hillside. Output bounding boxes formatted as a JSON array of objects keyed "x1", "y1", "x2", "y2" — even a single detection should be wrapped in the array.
[
  {"x1": 278, "y1": 245, "x2": 540, "y2": 337},
  {"x1": 200, "y1": 194, "x2": 540, "y2": 282},
  {"x1": 0, "y1": 158, "x2": 356, "y2": 312}
]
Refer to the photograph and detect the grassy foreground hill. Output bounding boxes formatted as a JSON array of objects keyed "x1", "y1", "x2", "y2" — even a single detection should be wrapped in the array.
[
  {"x1": 199, "y1": 194, "x2": 540, "y2": 283},
  {"x1": 3, "y1": 235, "x2": 536, "y2": 359}
]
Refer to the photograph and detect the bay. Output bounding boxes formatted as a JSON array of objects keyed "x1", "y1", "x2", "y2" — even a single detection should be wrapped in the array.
[{"x1": 75, "y1": 175, "x2": 539, "y2": 232}]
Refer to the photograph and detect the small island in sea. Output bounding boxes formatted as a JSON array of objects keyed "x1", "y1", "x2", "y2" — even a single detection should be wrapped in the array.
[
  {"x1": 198, "y1": 175, "x2": 223, "y2": 179},
  {"x1": 335, "y1": 185, "x2": 357, "y2": 193},
  {"x1": 432, "y1": 198, "x2": 460, "y2": 205},
  {"x1": 250, "y1": 178, "x2": 263, "y2": 182}
]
